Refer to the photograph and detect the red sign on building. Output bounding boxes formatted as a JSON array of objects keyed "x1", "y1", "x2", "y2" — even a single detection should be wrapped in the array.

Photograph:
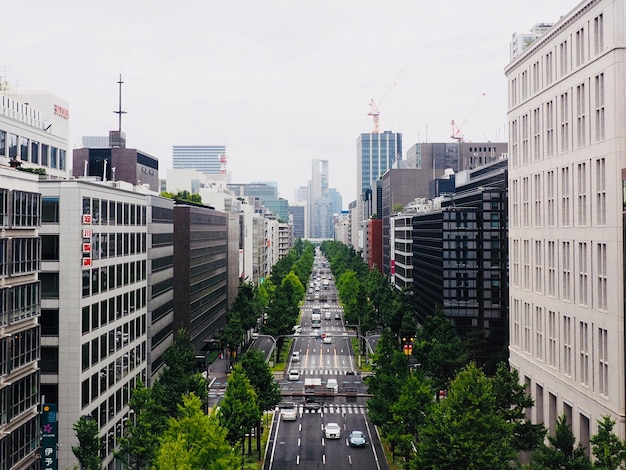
[
  {"x1": 82, "y1": 257, "x2": 92, "y2": 267},
  {"x1": 82, "y1": 214, "x2": 92, "y2": 224},
  {"x1": 82, "y1": 243, "x2": 91, "y2": 253},
  {"x1": 82, "y1": 229, "x2": 93, "y2": 238}
]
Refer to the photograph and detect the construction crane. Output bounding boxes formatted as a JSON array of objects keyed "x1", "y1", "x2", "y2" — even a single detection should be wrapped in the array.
[
  {"x1": 450, "y1": 92, "x2": 486, "y2": 142},
  {"x1": 368, "y1": 69, "x2": 404, "y2": 133}
]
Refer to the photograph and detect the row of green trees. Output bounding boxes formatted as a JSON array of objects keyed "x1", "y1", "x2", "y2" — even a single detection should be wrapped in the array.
[
  {"x1": 320, "y1": 241, "x2": 626, "y2": 468},
  {"x1": 72, "y1": 330, "x2": 280, "y2": 469}
]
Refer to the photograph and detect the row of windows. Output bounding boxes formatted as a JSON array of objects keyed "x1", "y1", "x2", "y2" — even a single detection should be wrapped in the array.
[
  {"x1": 510, "y1": 240, "x2": 607, "y2": 311},
  {"x1": 0, "y1": 128, "x2": 66, "y2": 171},
  {"x1": 81, "y1": 339, "x2": 146, "y2": 406},
  {"x1": 81, "y1": 290, "x2": 147, "y2": 335},
  {"x1": 509, "y1": 74, "x2": 606, "y2": 168},
  {"x1": 0, "y1": 189, "x2": 41, "y2": 229},
  {"x1": 509, "y1": 13, "x2": 604, "y2": 107},
  {"x1": 510, "y1": 158, "x2": 607, "y2": 229},
  {"x1": 0, "y1": 414, "x2": 40, "y2": 470},
  {"x1": 82, "y1": 262, "x2": 147, "y2": 298},
  {"x1": 512, "y1": 303, "x2": 609, "y2": 397},
  {"x1": 83, "y1": 197, "x2": 147, "y2": 226},
  {"x1": 0, "y1": 282, "x2": 40, "y2": 327},
  {"x1": 0, "y1": 238, "x2": 40, "y2": 278},
  {"x1": 0, "y1": 327, "x2": 40, "y2": 378}
]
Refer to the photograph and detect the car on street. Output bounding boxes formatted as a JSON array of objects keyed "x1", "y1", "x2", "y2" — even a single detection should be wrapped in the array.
[
  {"x1": 304, "y1": 398, "x2": 321, "y2": 411},
  {"x1": 334, "y1": 312, "x2": 341, "y2": 320},
  {"x1": 348, "y1": 430, "x2": 366, "y2": 447},
  {"x1": 288, "y1": 369, "x2": 300, "y2": 381},
  {"x1": 345, "y1": 370, "x2": 356, "y2": 375},
  {"x1": 291, "y1": 351, "x2": 300, "y2": 362},
  {"x1": 323, "y1": 336, "x2": 332, "y2": 344},
  {"x1": 324, "y1": 423, "x2": 341, "y2": 439},
  {"x1": 280, "y1": 402, "x2": 297, "y2": 421}
]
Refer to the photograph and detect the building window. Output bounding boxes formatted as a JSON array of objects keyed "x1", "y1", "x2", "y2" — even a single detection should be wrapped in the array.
[
  {"x1": 561, "y1": 167, "x2": 570, "y2": 226},
  {"x1": 42, "y1": 197, "x2": 60, "y2": 223},
  {"x1": 563, "y1": 315, "x2": 572, "y2": 377},
  {"x1": 10, "y1": 281, "x2": 40, "y2": 323},
  {"x1": 522, "y1": 177, "x2": 530, "y2": 227},
  {"x1": 31, "y1": 141, "x2": 39, "y2": 164},
  {"x1": 12, "y1": 191, "x2": 41, "y2": 228},
  {"x1": 578, "y1": 242, "x2": 588, "y2": 306},
  {"x1": 0, "y1": 129, "x2": 5, "y2": 156},
  {"x1": 523, "y1": 302, "x2": 531, "y2": 354},
  {"x1": 560, "y1": 39, "x2": 569, "y2": 76},
  {"x1": 548, "y1": 310, "x2": 556, "y2": 368},
  {"x1": 545, "y1": 51, "x2": 553, "y2": 85},
  {"x1": 546, "y1": 100, "x2": 555, "y2": 157},
  {"x1": 562, "y1": 241, "x2": 571, "y2": 302},
  {"x1": 11, "y1": 326, "x2": 40, "y2": 370},
  {"x1": 523, "y1": 239, "x2": 530, "y2": 290},
  {"x1": 597, "y1": 243, "x2": 607, "y2": 311},
  {"x1": 0, "y1": 188, "x2": 7, "y2": 228},
  {"x1": 40, "y1": 273, "x2": 60, "y2": 299},
  {"x1": 11, "y1": 238, "x2": 40, "y2": 275},
  {"x1": 575, "y1": 27, "x2": 585, "y2": 67},
  {"x1": 595, "y1": 73, "x2": 605, "y2": 141},
  {"x1": 534, "y1": 240, "x2": 542, "y2": 293},
  {"x1": 597, "y1": 158, "x2": 606, "y2": 225},
  {"x1": 535, "y1": 306, "x2": 543, "y2": 361},
  {"x1": 576, "y1": 83, "x2": 586, "y2": 147},
  {"x1": 594, "y1": 14, "x2": 604, "y2": 55},
  {"x1": 41, "y1": 143, "x2": 49, "y2": 166},
  {"x1": 598, "y1": 328, "x2": 608, "y2": 396},
  {"x1": 533, "y1": 107, "x2": 542, "y2": 161},
  {"x1": 513, "y1": 299, "x2": 520, "y2": 347},
  {"x1": 577, "y1": 162, "x2": 587, "y2": 226},
  {"x1": 579, "y1": 321, "x2": 589, "y2": 386},
  {"x1": 534, "y1": 174, "x2": 542, "y2": 226},
  {"x1": 522, "y1": 113, "x2": 529, "y2": 165},
  {"x1": 8, "y1": 133, "x2": 17, "y2": 159},
  {"x1": 560, "y1": 92, "x2": 570, "y2": 152},
  {"x1": 19, "y1": 136, "x2": 29, "y2": 162},
  {"x1": 547, "y1": 241, "x2": 556, "y2": 297},
  {"x1": 41, "y1": 235, "x2": 60, "y2": 261}
]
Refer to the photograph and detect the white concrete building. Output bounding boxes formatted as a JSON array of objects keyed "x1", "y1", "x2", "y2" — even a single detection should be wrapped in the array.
[
  {"x1": 506, "y1": 0, "x2": 626, "y2": 447},
  {"x1": 39, "y1": 179, "x2": 149, "y2": 469}
]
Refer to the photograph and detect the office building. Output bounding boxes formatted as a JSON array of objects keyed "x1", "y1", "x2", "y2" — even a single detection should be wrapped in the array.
[
  {"x1": 0, "y1": 167, "x2": 42, "y2": 469},
  {"x1": 356, "y1": 131, "x2": 402, "y2": 198},
  {"x1": 172, "y1": 145, "x2": 226, "y2": 175},
  {"x1": 173, "y1": 203, "x2": 228, "y2": 357},
  {"x1": 73, "y1": 130, "x2": 159, "y2": 192},
  {"x1": 506, "y1": 0, "x2": 624, "y2": 446},
  {"x1": 39, "y1": 179, "x2": 149, "y2": 469}
]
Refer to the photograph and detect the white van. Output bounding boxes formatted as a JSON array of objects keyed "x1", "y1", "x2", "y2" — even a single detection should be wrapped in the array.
[
  {"x1": 291, "y1": 351, "x2": 300, "y2": 363},
  {"x1": 326, "y1": 378, "x2": 338, "y2": 393}
]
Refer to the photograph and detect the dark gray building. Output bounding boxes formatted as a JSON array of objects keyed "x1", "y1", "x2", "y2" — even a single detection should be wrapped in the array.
[
  {"x1": 289, "y1": 205, "x2": 305, "y2": 238},
  {"x1": 173, "y1": 202, "x2": 228, "y2": 359},
  {"x1": 146, "y1": 195, "x2": 175, "y2": 384},
  {"x1": 412, "y1": 158, "x2": 509, "y2": 359}
]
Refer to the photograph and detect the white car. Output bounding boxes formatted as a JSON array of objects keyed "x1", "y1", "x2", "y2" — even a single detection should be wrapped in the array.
[
  {"x1": 281, "y1": 407, "x2": 297, "y2": 421},
  {"x1": 324, "y1": 422, "x2": 341, "y2": 439},
  {"x1": 288, "y1": 369, "x2": 300, "y2": 381},
  {"x1": 323, "y1": 335, "x2": 332, "y2": 344}
]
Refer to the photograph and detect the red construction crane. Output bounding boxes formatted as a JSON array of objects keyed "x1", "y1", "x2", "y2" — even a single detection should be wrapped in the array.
[
  {"x1": 367, "y1": 70, "x2": 404, "y2": 133},
  {"x1": 450, "y1": 92, "x2": 486, "y2": 142}
]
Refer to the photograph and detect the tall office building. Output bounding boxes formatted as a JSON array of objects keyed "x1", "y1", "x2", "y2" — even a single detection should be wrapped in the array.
[
  {"x1": 172, "y1": 145, "x2": 226, "y2": 175},
  {"x1": 506, "y1": 0, "x2": 626, "y2": 446},
  {"x1": 0, "y1": 168, "x2": 41, "y2": 469},
  {"x1": 308, "y1": 159, "x2": 333, "y2": 239},
  {"x1": 356, "y1": 131, "x2": 402, "y2": 198}
]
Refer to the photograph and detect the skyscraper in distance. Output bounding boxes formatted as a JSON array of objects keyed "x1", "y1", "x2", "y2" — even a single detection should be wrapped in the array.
[
  {"x1": 357, "y1": 130, "x2": 402, "y2": 198},
  {"x1": 172, "y1": 145, "x2": 226, "y2": 175}
]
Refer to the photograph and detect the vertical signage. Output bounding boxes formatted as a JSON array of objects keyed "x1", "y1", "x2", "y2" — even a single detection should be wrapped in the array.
[
  {"x1": 41, "y1": 404, "x2": 58, "y2": 470},
  {"x1": 82, "y1": 214, "x2": 92, "y2": 266}
]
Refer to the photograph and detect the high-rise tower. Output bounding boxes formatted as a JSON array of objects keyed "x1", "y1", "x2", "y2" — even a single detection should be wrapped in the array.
[
  {"x1": 356, "y1": 131, "x2": 402, "y2": 198},
  {"x1": 172, "y1": 145, "x2": 226, "y2": 175}
]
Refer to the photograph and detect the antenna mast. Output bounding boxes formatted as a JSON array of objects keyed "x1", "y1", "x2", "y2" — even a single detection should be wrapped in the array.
[{"x1": 113, "y1": 74, "x2": 127, "y2": 133}]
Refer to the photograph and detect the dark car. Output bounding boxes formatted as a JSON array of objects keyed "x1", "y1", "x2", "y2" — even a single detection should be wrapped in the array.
[
  {"x1": 345, "y1": 370, "x2": 356, "y2": 375},
  {"x1": 304, "y1": 398, "x2": 321, "y2": 410},
  {"x1": 348, "y1": 430, "x2": 366, "y2": 447}
]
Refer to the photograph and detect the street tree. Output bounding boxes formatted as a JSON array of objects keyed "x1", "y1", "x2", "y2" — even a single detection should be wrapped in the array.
[
  {"x1": 72, "y1": 415, "x2": 102, "y2": 470},
  {"x1": 530, "y1": 414, "x2": 592, "y2": 469},
  {"x1": 337, "y1": 270, "x2": 360, "y2": 325},
  {"x1": 590, "y1": 415, "x2": 626, "y2": 470},
  {"x1": 491, "y1": 363, "x2": 546, "y2": 453},
  {"x1": 388, "y1": 370, "x2": 433, "y2": 462},
  {"x1": 412, "y1": 308, "x2": 469, "y2": 395},
  {"x1": 239, "y1": 349, "x2": 280, "y2": 412},
  {"x1": 219, "y1": 364, "x2": 261, "y2": 454},
  {"x1": 152, "y1": 328, "x2": 208, "y2": 418},
  {"x1": 221, "y1": 309, "x2": 244, "y2": 360},
  {"x1": 153, "y1": 394, "x2": 238, "y2": 470},
  {"x1": 114, "y1": 382, "x2": 166, "y2": 469},
  {"x1": 367, "y1": 329, "x2": 409, "y2": 427},
  {"x1": 412, "y1": 362, "x2": 516, "y2": 470}
]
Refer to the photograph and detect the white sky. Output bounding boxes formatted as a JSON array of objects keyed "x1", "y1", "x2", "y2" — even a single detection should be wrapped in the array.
[{"x1": 2, "y1": 0, "x2": 579, "y2": 208}]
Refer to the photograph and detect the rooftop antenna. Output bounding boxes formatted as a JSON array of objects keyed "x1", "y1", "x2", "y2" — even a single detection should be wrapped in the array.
[{"x1": 113, "y1": 74, "x2": 126, "y2": 133}]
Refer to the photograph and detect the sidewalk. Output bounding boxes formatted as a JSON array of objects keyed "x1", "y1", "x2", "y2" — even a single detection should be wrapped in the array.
[{"x1": 206, "y1": 351, "x2": 231, "y2": 411}]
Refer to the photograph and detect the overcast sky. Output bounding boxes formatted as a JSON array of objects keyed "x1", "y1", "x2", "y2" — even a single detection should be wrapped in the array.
[{"x1": 3, "y1": 0, "x2": 578, "y2": 208}]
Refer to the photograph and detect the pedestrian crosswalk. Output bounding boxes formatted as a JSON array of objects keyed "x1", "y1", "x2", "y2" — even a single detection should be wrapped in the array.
[
  {"x1": 276, "y1": 404, "x2": 365, "y2": 415},
  {"x1": 296, "y1": 369, "x2": 356, "y2": 376}
]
